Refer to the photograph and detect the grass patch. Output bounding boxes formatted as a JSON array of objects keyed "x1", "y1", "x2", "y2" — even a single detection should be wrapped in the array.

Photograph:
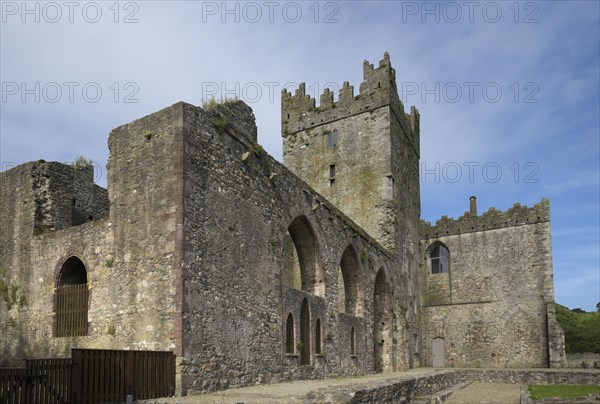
[
  {"x1": 33, "y1": 225, "x2": 48, "y2": 236},
  {"x1": 529, "y1": 385, "x2": 599, "y2": 400},
  {"x1": 210, "y1": 116, "x2": 229, "y2": 134},
  {"x1": 203, "y1": 97, "x2": 238, "y2": 110}
]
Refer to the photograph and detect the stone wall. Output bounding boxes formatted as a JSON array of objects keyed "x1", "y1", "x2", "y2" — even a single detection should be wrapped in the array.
[
  {"x1": 0, "y1": 161, "x2": 113, "y2": 363},
  {"x1": 0, "y1": 98, "x2": 419, "y2": 390},
  {"x1": 308, "y1": 370, "x2": 464, "y2": 403},
  {"x1": 461, "y1": 368, "x2": 600, "y2": 385},
  {"x1": 566, "y1": 353, "x2": 600, "y2": 369},
  {"x1": 418, "y1": 199, "x2": 565, "y2": 368},
  {"x1": 0, "y1": 104, "x2": 187, "y2": 364},
  {"x1": 308, "y1": 369, "x2": 599, "y2": 403},
  {"x1": 72, "y1": 164, "x2": 109, "y2": 226},
  {"x1": 176, "y1": 100, "x2": 419, "y2": 393}
]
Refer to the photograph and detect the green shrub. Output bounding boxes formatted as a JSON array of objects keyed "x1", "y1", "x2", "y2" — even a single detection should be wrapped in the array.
[
  {"x1": 73, "y1": 156, "x2": 92, "y2": 170},
  {"x1": 555, "y1": 303, "x2": 600, "y2": 353},
  {"x1": 211, "y1": 117, "x2": 228, "y2": 133}
]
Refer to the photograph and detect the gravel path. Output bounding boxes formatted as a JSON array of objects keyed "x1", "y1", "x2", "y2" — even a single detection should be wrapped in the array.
[{"x1": 445, "y1": 381, "x2": 521, "y2": 404}]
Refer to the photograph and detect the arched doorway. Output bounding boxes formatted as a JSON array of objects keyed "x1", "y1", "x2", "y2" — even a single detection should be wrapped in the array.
[
  {"x1": 374, "y1": 268, "x2": 393, "y2": 372},
  {"x1": 300, "y1": 299, "x2": 311, "y2": 365},
  {"x1": 55, "y1": 256, "x2": 89, "y2": 337}
]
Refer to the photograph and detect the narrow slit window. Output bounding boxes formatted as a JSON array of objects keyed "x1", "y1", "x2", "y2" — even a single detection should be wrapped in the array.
[
  {"x1": 329, "y1": 164, "x2": 336, "y2": 187},
  {"x1": 315, "y1": 319, "x2": 322, "y2": 354},
  {"x1": 286, "y1": 314, "x2": 295, "y2": 353}
]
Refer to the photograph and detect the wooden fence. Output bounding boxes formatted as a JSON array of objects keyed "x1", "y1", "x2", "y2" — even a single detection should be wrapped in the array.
[
  {"x1": 0, "y1": 349, "x2": 175, "y2": 403},
  {"x1": 0, "y1": 359, "x2": 72, "y2": 404},
  {"x1": 0, "y1": 367, "x2": 27, "y2": 404}
]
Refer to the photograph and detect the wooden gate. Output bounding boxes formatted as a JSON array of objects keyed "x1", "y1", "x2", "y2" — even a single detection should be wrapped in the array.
[
  {"x1": 0, "y1": 349, "x2": 175, "y2": 403},
  {"x1": 56, "y1": 283, "x2": 89, "y2": 337},
  {"x1": 70, "y1": 349, "x2": 176, "y2": 403}
]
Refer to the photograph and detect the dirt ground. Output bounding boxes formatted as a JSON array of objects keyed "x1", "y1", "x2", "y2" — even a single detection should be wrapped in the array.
[
  {"x1": 445, "y1": 382, "x2": 521, "y2": 404},
  {"x1": 140, "y1": 370, "x2": 525, "y2": 403}
]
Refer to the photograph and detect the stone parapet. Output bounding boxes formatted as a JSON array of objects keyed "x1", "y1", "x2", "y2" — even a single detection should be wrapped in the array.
[{"x1": 420, "y1": 198, "x2": 550, "y2": 239}]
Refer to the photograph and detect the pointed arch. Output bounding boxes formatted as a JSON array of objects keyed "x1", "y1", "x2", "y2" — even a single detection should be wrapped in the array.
[
  {"x1": 374, "y1": 267, "x2": 393, "y2": 372},
  {"x1": 337, "y1": 245, "x2": 365, "y2": 316},
  {"x1": 283, "y1": 215, "x2": 324, "y2": 295},
  {"x1": 57, "y1": 255, "x2": 88, "y2": 285}
]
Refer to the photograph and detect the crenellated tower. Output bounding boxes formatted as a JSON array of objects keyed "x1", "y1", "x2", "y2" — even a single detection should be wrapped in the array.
[{"x1": 281, "y1": 52, "x2": 420, "y2": 253}]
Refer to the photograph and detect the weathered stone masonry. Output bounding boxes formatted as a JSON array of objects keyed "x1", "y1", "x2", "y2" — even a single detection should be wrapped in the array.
[
  {"x1": 0, "y1": 53, "x2": 565, "y2": 396},
  {"x1": 419, "y1": 198, "x2": 565, "y2": 368},
  {"x1": 178, "y1": 100, "x2": 416, "y2": 391}
]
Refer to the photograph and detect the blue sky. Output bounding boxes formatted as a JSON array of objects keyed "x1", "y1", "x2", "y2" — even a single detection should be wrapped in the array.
[{"x1": 1, "y1": 1, "x2": 598, "y2": 311}]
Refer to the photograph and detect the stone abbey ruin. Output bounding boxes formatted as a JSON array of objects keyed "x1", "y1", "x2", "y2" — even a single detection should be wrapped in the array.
[{"x1": 0, "y1": 53, "x2": 566, "y2": 394}]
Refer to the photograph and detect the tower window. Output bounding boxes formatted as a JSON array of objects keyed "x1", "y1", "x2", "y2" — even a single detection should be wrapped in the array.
[
  {"x1": 430, "y1": 243, "x2": 449, "y2": 274},
  {"x1": 329, "y1": 164, "x2": 336, "y2": 187},
  {"x1": 327, "y1": 129, "x2": 339, "y2": 147},
  {"x1": 384, "y1": 175, "x2": 395, "y2": 200}
]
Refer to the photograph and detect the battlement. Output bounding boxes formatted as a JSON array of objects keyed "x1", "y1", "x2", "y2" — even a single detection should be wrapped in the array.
[
  {"x1": 281, "y1": 52, "x2": 419, "y2": 136},
  {"x1": 420, "y1": 198, "x2": 550, "y2": 239}
]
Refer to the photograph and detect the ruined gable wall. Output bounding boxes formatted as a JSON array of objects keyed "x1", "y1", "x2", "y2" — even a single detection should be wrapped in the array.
[
  {"x1": 1, "y1": 163, "x2": 38, "y2": 364},
  {"x1": 0, "y1": 162, "x2": 114, "y2": 363},
  {"x1": 0, "y1": 104, "x2": 187, "y2": 364},
  {"x1": 71, "y1": 165, "x2": 109, "y2": 225}
]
